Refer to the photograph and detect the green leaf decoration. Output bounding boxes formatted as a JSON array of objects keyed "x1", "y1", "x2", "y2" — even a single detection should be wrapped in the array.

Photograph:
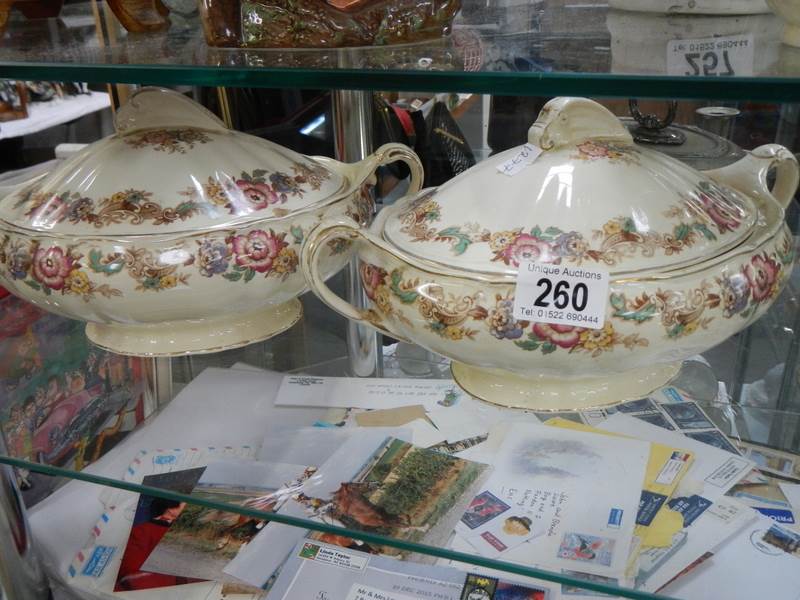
[
  {"x1": 437, "y1": 227, "x2": 472, "y2": 255},
  {"x1": 290, "y1": 225, "x2": 304, "y2": 245},
  {"x1": 252, "y1": 169, "x2": 267, "y2": 178},
  {"x1": 693, "y1": 223, "x2": 716, "y2": 241},
  {"x1": 609, "y1": 293, "x2": 656, "y2": 322},
  {"x1": 233, "y1": 264, "x2": 246, "y2": 272},
  {"x1": 623, "y1": 218, "x2": 636, "y2": 233},
  {"x1": 543, "y1": 226, "x2": 564, "y2": 240},
  {"x1": 42, "y1": 285, "x2": 51, "y2": 296},
  {"x1": 223, "y1": 271, "x2": 243, "y2": 282},
  {"x1": 389, "y1": 270, "x2": 419, "y2": 304},
  {"x1": 541, "y1": 341, "x2": 557, "y2": 354},
  {"x1": 530, "y1": 226, "x2": 543, "y2": 238},
  {"x1": 239, "y1": 171, "x2": 253, "y2": 182},
  {"x1": 667, "y1": 324, "x2": 683, "y2": 338},
  {"x1": 244, "y1": 268, "x2": 256, "y2": 283},
  {"x1": 514, "y1": 339, "x2": 541, "y2": 351},
  {"x1": 175, "y1": 201, "x2": 198, "y2": 216},
  {"x1": 88, "y1": 249, "x2": 124, "y2": 275},
  {"x1": 674, "y1": 223, "x2": 690, "y2": 241},
  {"x1": 24, "y1": 279, "x2": 41, "y2": 291}
]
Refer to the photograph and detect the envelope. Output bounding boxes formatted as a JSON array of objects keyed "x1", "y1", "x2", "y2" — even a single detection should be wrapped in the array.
[{"x1": 544, "y1": 417, "x2": 694, "y2": 549}]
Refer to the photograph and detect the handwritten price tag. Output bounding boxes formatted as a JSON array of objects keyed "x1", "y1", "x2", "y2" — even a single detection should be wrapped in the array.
[
  {"x1": 496, "y1": 143, "x2": 542, "y2": 177},
  {"x1": 666, "y1": 33, "x2": 754, "y2": 77},
  {"x1": 513, "y1": 262, "x2": 609, "y2": 330}
]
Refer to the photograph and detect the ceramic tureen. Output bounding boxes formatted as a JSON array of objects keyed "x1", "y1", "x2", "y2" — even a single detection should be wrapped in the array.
[
  {"x1": 301, "y1": 97, "x2": 799, "y2": 410},
  {"x1": 0, "y1": 88, "x2": 422, "y2": 356}
]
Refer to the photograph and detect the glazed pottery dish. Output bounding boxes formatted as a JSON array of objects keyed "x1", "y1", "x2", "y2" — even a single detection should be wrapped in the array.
[
  {"x1": 301, "y1": 97, "x2": 799, "y2": 411},
  {"x1": 0, "y1": 88, "x2": 422, "y2": 356},
  {"x1": 767, "y1": 0, "x2": 800, "y2": 47}
]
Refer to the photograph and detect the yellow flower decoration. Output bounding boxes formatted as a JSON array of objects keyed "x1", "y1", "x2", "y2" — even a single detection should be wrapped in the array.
[
  {"x1": 602, "y1": 220, "x2": 623, "y2": 237},
  {"x1": 110, "y1": 191, "x2": 128, "y2": 204},
  {"x1": 159, "y1": 274, "x2": 178, "y2": 289},
  {"x1": 273, "y1": 247, "x2": 298, "y2": 274},
  {"x1": 579, "y1": 323, "x2": 614, "y2": 351},
  {"x1": 443, "y1": 325, "x2": 465, "y2": 341},
  {"x1": 683, "y1": 321, "x2": 699, "y2": 335},
  {"x1": 489, "y1": 231, "x2": 519, "y2": 252},
  {"x1": 204, "y1": 181, "x2": 229, "y2": 207},
  {"x1": 374, "y1": 285, "x2": 393, "y2": 315},
  {"x1": 66, "y1": 269, "x2": 91, "y2": 295}
]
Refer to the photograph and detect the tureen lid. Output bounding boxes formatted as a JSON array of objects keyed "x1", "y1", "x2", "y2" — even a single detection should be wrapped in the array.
[
  {"x1": 0, "y1": 88, "x2": 345, "y2": 236},
  {"x1": 382, "y1": 97, "x2": 759, "y2": 276}
]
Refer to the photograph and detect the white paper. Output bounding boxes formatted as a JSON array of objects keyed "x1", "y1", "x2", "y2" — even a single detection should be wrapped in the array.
[
  {"x1": 273, "y1": 376, "x2": 469, "y2": 411},
  {"x1": 599, "y1": 414, "x2": 753, "y2": 502},
  {"x1": 406, "y1": 418, "x2": 448, "y2": 447},
  {"x1": 496, "y1": 143, "x2": 542, "y2": 176},
  {"x1": 258, "y1": 426, "x2": 411, "y2": 466},
  {"x1": 636, "y1": 499, "x2": 757, "y2": 592},
  {"x1": 513, "y1": 262, "x2": 609, "y2": 329},
  {"x1": 661, "y1": 515, "x2": 800, "y2": 600},
  {"x1": 666, "y1": 33, "x2": 755, "y2": 77},
  {"x1": 427, "y1": 408, "x2": 490, "y2": 443},
  {"x1": 461, "y1": 423, "x2": 649, "y2": 578},
  {"x1": 779, "y1": 483, "x2": 800, "y2": 514}
]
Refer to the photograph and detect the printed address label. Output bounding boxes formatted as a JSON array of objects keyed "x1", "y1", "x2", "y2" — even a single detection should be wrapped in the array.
[
  {"x1": 512, "y1": 262, "x2": 609, "y2": 330},
  {"x1": 666, "y1": 33, "x2": 754, "y2": 77}
]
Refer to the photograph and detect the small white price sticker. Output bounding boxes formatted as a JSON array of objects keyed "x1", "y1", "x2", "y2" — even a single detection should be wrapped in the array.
[
  {"x1": 496, "y1": 143, "x2": 542, "y2": 177},
  {"x1": 666, "y1": 33, "x2": 754, "y2": 77},
  {"x1": 513, "y1": 262, "x2": 609, "y2": 330}
]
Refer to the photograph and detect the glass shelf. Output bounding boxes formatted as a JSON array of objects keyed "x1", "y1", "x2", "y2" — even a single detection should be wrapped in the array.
[
  {"x1": 2, "y1": 326, "x2": 800, "y2": 600},
  {"x1": 1, "y1": 0, "x2": 800, "y2": 100}
]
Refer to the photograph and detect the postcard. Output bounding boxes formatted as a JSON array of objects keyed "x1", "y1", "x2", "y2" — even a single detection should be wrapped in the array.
[
  {"x1": 726, "y1": 473, "x2": 796, "y2": 526},
  {"x1": 226, "y1": 433, "x2": 489, "y2": 588},
  {"x1": 661, "y1": 515, "x2": 800, "y2": 600},
  {"x1": 736, "y1": 441, "x2": 800, "y2": 481},
  {"x1": 658, "y1": 403, "x2": 715, "y2": 430},
  {"x1": 459, "y1": 573, "x2": 549, "y2": 599},
  {"x1": 635, "y1": 498, "x2": 757, "y2": 592},
  {"x1": 142, "y1": 459, "x2": 309, "y2": 586},
  {"x1": 115, "y1": 468, "x2": 207, "y2": 592},
  {"x1": 460, "y1": 423, "x2": 649, "y2": 579},
  {"x1": 779, "y1": 483, "x2": 800, "y2": 513}
]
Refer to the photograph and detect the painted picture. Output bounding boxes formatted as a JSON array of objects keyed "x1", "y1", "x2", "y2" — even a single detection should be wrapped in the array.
[{"x1": 0, "y1": 290, "x2": 156, "y2": 504}]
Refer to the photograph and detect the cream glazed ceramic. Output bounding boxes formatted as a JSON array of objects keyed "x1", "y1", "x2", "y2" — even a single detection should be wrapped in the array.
[
  {"x1": 0, "y1": 88, "x2": 423, "y2": 356},
  {"x1": 301, "y1": 97, "x2": 799, "y2": 411},
  {"x1": 768, "y1": 0, "x2": 800, "y2": 47}
]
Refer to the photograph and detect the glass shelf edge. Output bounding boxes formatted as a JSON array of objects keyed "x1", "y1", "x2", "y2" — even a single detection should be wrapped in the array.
[
  {"x1": 1, "y1": 454, "x2": 675, "y2": 600},
  {"x1": 0, "y1": 62, "x2": 799, "y2": 101}
]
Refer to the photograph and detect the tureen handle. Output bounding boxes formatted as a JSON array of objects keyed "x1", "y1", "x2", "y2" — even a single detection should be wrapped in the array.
[
  {"x1": 528, "y1": 97, "x2": 633, "y2": 150},
  {"x1": 114, "y1": 87, "x2": 229, "y2": 134},
  {"x1": 300, "y1": 218, "x2": 414, "y2": 343},
  {"x1": 703, "y1": 144, "x2": 799, "y2": 210},
  {"x1": 349, "y1": 143, "x2": 424, "y2": 196}
]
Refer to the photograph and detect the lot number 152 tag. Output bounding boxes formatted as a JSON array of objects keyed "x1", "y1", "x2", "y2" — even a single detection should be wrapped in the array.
[{"x1": 512, "y1": 262, "x2": 609, "y2": 329}]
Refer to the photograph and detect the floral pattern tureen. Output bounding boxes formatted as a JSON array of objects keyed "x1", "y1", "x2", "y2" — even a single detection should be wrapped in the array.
[
  {"x1": 0, "y1": 88, "x2": 422, "y2": 356},
  {"x1": 300, "y1": 97, "x2": 799, "y2": 410}
]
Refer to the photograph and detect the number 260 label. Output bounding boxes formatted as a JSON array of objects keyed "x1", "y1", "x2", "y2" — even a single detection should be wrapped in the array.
[{"x1": 512, "y1": 262, "x2": 609, "y2": 330}]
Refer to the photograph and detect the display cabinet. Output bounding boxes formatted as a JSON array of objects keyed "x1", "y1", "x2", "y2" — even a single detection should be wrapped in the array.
[{"x1": 1, "y1": 1, "x2": 800, "y2": 599}]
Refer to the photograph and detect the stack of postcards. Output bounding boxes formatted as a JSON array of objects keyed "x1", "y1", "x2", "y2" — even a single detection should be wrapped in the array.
[{"x1": 54, "y1": 364, "x2": 800, "y2": 600}]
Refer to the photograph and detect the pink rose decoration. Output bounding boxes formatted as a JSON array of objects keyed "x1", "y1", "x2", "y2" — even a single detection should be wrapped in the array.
[
  {"x1": 29, "y1": 196, "x2": 68, "y2": 226},
  {"x1": 359, "y1": 263, "x2": 386, "y2": 301},
  {"x1": 500, "y1": 234, "x2": 556, "y2": 267},
  {"x1": 31, "y1": 246, "x2": 73, "y2": 290},
  {"x1": 744, "y1": 253, "x2": 780, "y2": 302},
  {"x1": 236, "y1": 180, "x2": 280, "y2": 210},
  {"x1": 532, "y1": 323, "x2": 581, "y2": 349},
  {"x1": 698, "y1": 192, "x2": 742, "y2": 233},
  {"x1": 576, "y1": 141, "x2": 609, "y2": 159},
  {"x1": 230, "y1": 230, "x2": 286, "y2": 273}
]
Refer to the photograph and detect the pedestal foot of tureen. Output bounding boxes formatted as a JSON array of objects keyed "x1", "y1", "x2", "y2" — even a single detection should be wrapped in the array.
[
  {"x1": 450, "y1": 361, "x2": 683, "y2": 411},
  {"x1": 85, "y1": 299, "x2": 303, "y2": 357}
]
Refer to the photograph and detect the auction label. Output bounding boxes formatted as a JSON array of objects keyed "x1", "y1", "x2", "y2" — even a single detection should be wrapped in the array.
[
  {"x1": 496, "y1": 143, "x2": 542, "y2": 176},
  {"x1": 666, "y1": 33, "x2": 754, "y2": 77},
  {"x1": 512, "y1": 262, "x2": 609, "y2": 329}
]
